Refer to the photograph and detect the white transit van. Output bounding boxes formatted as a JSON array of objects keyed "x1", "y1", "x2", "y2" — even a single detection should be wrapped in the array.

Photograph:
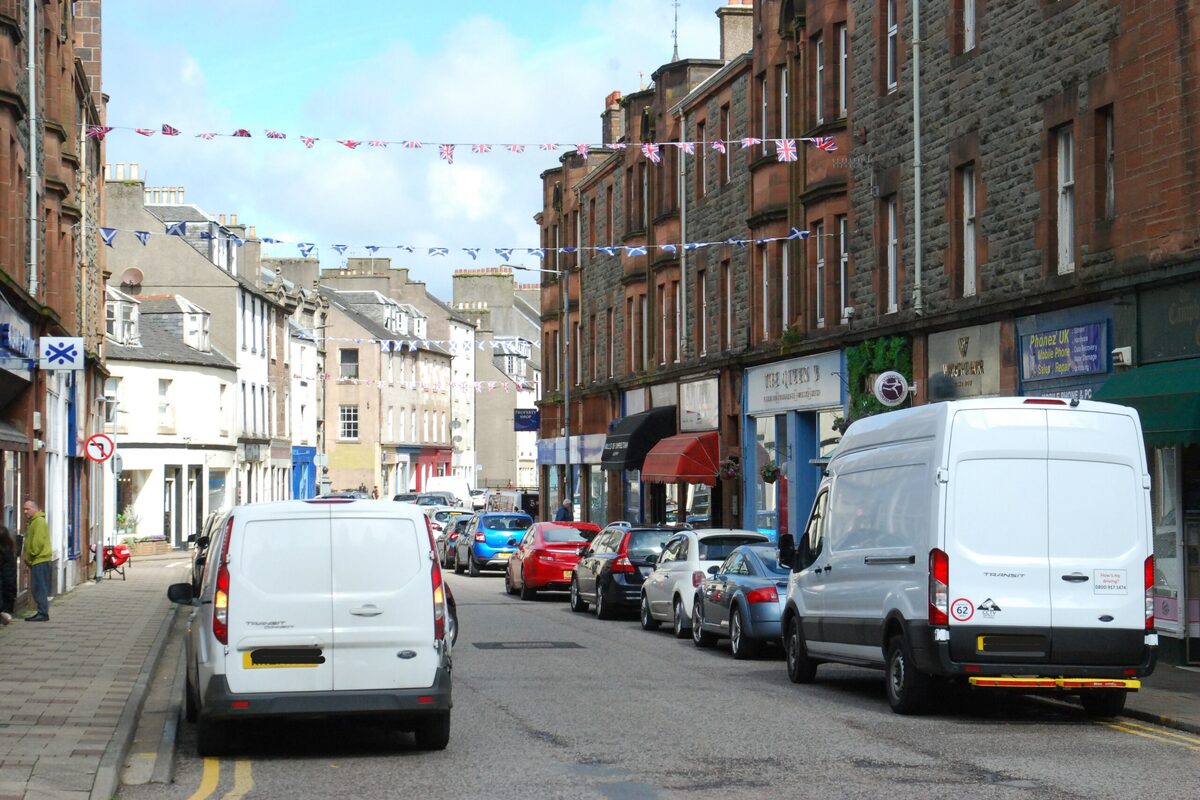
[
  {"x1": 167, "y1": 498, "x2": 452, "y2": 755},
  {"x1": 424, "y1": 476, "x2": 472, "y2": 508},
  {"x1": 778, "y1": 398, "x2": 1157, "y2": 716}
]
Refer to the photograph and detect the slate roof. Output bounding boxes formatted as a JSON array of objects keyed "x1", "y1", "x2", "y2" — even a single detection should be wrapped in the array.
[
  {"x1": 106, "y1": 314, "x2": 237, "y2": 369},
  {"x1": 318, "y1": 287, "x2": 448, "y2": 355}
]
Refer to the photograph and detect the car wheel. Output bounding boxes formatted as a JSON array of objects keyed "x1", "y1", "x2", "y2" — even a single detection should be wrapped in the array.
[
  {"x1": 195, "y1": 716, "x2": 231, "y2": 758},
  {"x1": 413, "y1": 711, "x2": 451, "y2": 750},
  {"x1": 184, "y1": 672, "x2": 198, "y2": 724},
  {"x1": 885, "y1": 634, "x2": 931, "y2": 715},
  {"x1": 730, "y1": 605, "x2": 762, "y2": 660},
  {"x1": 1080, "y1": 690, "x2": 1127, "y2": 719},
  {"x1": 453, "y1": 549, "x2": 464, "y2": 575},
  {"x1": 504, "y1": 569, "x2": 516, "y2": 595},
  {"x1": 640, "y1": 593, "x2": 660, "y2": 631},
  {"x1": 519, "y1": 574, "x2": 537, "y2": 601},
  {"x1": 672, "y1": 597, "x2": 690, "y2": 639},
  {"x1": 595, "y1": 580, "x2": 613, "y2": 620},
  {"x1": 468, "y1": 554, "x2": 481, "y2": 577},
  {"x1": 784, "y1": 616, "x2": 818, "y2": 684},
  {"x1": 692, "y1": 599, "x2": 717, "y2": 648},
  {"x1": 569, "y1": 577, "x2": 589, "y2": 612}
]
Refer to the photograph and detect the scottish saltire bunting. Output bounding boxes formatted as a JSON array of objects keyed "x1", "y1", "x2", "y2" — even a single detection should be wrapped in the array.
[
  {"x1": 298, "y1": 243, "x2": 316, "y2": 258},
  {"x1": 430, "y1": 247, "x2": 449, "y2": 256},
  {"x1": 464, "y1": 248, "x2": 480, "y2": 260},
  {"x1": 165, "y1": 221, "x2": 187, "y2": 237},
  {"x1": 496, "y1": 248, "x2": 514, "y2": 261},
  {"x1": 365, "y1": 245, "x2": 381, "y2": 254},
  {"x1": 133, "y1": 231, "x2": 151, "y2": 246},
  {"x1": 99, "y1": 227, "x2": 118, "y2": 247}
]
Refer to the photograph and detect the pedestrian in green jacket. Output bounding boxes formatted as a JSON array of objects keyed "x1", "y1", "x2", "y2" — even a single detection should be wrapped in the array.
[{"x1": 21, "y1": 500, "x2": 51, "y2": 621}]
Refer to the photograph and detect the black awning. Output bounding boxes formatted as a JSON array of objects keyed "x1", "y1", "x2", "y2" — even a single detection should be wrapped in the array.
[{"x1": 601, "y1": 406, "x2": 677, "y2": 471}]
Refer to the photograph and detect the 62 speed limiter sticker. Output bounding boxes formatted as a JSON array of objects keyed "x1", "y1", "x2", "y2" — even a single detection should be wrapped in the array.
[{"x1": 951, "y1": 598, "x2": 974, "y2": 622}]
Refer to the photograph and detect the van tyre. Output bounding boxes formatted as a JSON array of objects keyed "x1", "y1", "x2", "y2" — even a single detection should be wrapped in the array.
[
  {"x1": 730, "y1": 605, "x2": 761, "y2": 660},
  {"x1": 640, "y1": 593, "x2": 660, "y2": 630},
  {"x1": 672, "y1": 598, "x2": 690, "y2": 638},
  {"x1": 885, "y1": 635, "x2": 932, "y2": 715},
  {"x1": 594, "y1": 581, "x2": 613, "y2": 620},
  {"x1": 785, "y1": 616, "x2": 818, "y2": 683},
  {"x1": 196, "y1": 717, "x2": 230, "y2": 758},
  {"x1": 692, "y1": 600, "x2": 717, "y2": 647},
  {"x1": 414, "y1": 712, "x2": 451, "y2": 750},
  {"x1": 569, "y1": 577, "x2": 589, "y2": 612},
  {"x1": 1080, "y1": 690, "x2": 1127, "y2": 719}
]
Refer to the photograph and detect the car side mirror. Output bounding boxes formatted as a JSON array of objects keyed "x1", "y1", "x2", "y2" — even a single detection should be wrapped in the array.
[
  {"x1": 778, "y1": 534, "x2": 796, "y2": 568},
  {"x1": 707, "y1": 565, "x2": 720, "y2": 575},
  {"x1": 167, "y1": 582, "x2": 196, "y2": 605},
  {"x1": 507, "y1": 537, "x2": 518, "y2": 547},
  {"x1": 196, "y1": 536, "x2": 209, "y2": 549},
  {"x1": 577, "y1": 546, "x2": 589, "y2": 557},
  {"x1": 187, "y1": 533, "x2": 197, "y2": 544},
  {"x1": 645, "y1": 554, "x2": 658, "y2": 566}
]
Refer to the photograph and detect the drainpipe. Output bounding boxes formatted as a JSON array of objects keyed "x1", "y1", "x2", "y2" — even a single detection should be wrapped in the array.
[
  {"x1": 911, "y1": 0, "x2": 924, "y2": 316},
  {"x1": 678, "y1": 125, "x2": 688, "y2": 357},
  {"x1": 27, "y1": 0, "x2": 39, "y2": 297},
  {"x1": 559, "y1": 225, "x2": 571, "y2": 505}
]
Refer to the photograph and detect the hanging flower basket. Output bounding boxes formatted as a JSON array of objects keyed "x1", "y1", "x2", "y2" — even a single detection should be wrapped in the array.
[
  {"x1": 717, "y1": 456, "x2": 741, "y2": 481},
  {"x1": 761, "y1": 461, "x2": 781, "y2": 484}
]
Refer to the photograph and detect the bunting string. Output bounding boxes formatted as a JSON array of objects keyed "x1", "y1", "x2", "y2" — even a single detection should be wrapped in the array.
[
  {"x1": 92, "y1": 123, "x2": 837, "y2": 159},
  {"x1": 307, "y1": 373, "x2": 534, "y2": 394}
]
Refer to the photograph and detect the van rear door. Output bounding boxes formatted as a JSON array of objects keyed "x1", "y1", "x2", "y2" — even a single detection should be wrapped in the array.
[
  {"x1": 1046, "y1": 409, "x2": 1147, "y2": 663},
  {"x1": 226, "y1": 508, "x2": 334, "y2": 694},
  {"x1": 945, "y1": 408, "x2": 1052, "y2": 661},
  {"x1": 330, "y1": 511, "x2": 438, "y2": 691}
]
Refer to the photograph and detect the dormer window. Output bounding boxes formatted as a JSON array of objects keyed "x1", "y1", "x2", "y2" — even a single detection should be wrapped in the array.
[
  {"x1": 105, "y1": 287, "x2": 140, "y2": 346},
  {"x1": 177, "y1": 298, "x2": 211, "y2": 352}
]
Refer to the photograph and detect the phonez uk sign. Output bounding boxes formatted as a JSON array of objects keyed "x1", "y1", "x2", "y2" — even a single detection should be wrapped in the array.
[
  {"x1": 1020, "y1": 323, "x2": 1107, "y2": 382},
  {"x1": 745, "y1": 351, "x2": 842, "y2": 415}
]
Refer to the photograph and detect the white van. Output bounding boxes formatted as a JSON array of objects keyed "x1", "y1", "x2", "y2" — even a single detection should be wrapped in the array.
[
  {"x1": 779, "y1": 398, "x2": 1157, "y2": 716},
  {"x1": 424, "y1": 476, "x2": 472, "y2": 508},
  {"x1": 167, "y1": 498, "x2": 452, "y2": 755}
]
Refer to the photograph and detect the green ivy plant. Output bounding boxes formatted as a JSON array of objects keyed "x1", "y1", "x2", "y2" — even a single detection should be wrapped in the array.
[
  {"x1": 780, "y1": 325, "x2": 802, "y2": 348},
  {"x1": 843, "y1": 336, "x2": 913, "y2": 427}
]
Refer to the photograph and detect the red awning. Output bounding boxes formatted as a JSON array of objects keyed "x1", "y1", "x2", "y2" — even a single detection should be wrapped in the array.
[{"x1": 641, "y1": 432, "x2": 720, "y2": 486}]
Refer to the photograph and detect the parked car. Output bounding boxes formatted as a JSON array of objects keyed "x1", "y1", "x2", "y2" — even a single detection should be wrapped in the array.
[
  {"x1": 570, "y1": 525, "x2": 682, "y2": 619},
  {"x1": 187, "y1": 511, "x2": 226, "y2": 593},
  {"x1": 166, "y1": 498, "x2": 452, "y2": 756},
  {"x1": 640, "y1": 528, "x2": 768, "y2": 638},
  {"x1": 441, "y1": 516, "x2": 474, "y2": 568},
  {"x1": 325, "y1": 490, "x2": 370, "y2": 499},
  {"x1": 470, "y1": 488, "x2": 490, "y2": 510},
  {"x1": 427, "y1": 506, "x2": 473, "y2": 535},
  {"x1": 454, "y1": 512, "x2": 534, "y2": 576},
  {"x1": 778, "y1": 397, "x2": 1157, "y2": 717},
  {"x1": 393, "y1": 493, "x2": 420, "y2": 503},
  {"x1": 504, "y1": 521, "x2": 602, "y2": 599},
  {"x1": 691, "y1": 543, "x2": 790, "y2": 659},
  {"x1": 417, "y1": 491, "x2": 458, "y2": 507}
]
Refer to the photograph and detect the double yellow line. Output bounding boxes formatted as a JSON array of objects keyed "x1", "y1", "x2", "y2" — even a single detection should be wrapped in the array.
[
  {"x1": 187, "y1": 758, "x2": 254, "y2": 800},
  {"x1": 1100, "y1": 719, "x2": 1200, "y2": 752}
]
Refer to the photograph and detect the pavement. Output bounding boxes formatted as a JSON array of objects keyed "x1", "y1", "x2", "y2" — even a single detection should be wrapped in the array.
[{"x1": 0, "y1": 548, "x2": 1198, "y2": 798}]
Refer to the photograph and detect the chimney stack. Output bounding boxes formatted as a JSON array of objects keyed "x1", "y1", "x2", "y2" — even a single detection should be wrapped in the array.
[
  {"x1": 601, "y1": 90, "x2": 624, "y2": 146},
  {"x1": 231, "y1": 213, "x2": 238, "y2": 226},
  {"x1": 115, "y1": 163, "x2": 125, "y2": 180},
  {"x1": 717, "y1": 1, "x2": 753, "y2": 62},
  {"x1": 249, "y1": 225, "x2": 257, "y2": 239},
  {"x1": 130, "y1": 163, "x2": 139, "y2": 180},
  {"x1": 218, "y1": 213, "x2": 226, "y2": 225},
  {"x1": 178, "y1": 186, "x2": 185, "y2": 204}
]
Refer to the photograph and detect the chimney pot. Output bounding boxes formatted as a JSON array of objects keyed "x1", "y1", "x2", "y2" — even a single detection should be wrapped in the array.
[
  {"x1": 231, "y1": 213, "x2": 238, "y2": 226},
  {"x1": 179, "y1": 187, "x2": 185, "y2": 204},
  {"x1": 130, "y1": 162, "x2": 139, "y2": 180},
  {"x1": 218, "y1": 213, "x2": 226, "y2": 225},
  {"x1": 115, "y1": 162, "x2": 125, "y2": 179},
  {"x1": 249, "y1": 225, "x2": 257, "y2": 239}
]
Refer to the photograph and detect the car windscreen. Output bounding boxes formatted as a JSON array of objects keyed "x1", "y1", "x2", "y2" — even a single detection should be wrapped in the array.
[
  {"x1": 747, "y1": 544, "x2": 790, "y2": 575},
  {"x1": 626, "y1": 530, "x2": 673, "y2": 558},
  {"x1": 483, "y1": 515, "x2": 533, "y2": 531},
  {"x1": 542, "y1": 525, "x2": 588, "y2": 543},
  {"x1": 698, "y1": 536, "x2": 764, "y2": 561}
]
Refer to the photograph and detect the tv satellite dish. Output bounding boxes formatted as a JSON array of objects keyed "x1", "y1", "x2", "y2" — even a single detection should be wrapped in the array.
[{"x1": 120, "y1": 267, "x2": 144, "y2": 288}]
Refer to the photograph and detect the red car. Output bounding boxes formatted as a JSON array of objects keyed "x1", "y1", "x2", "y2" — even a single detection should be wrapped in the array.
[{"x1": 505, "y1": 521, "x2": 601, "y2": 600}]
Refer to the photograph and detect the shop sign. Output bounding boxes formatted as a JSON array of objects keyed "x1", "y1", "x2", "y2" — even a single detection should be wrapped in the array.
[
  {"x1": 873, "y1": 372, "x2": 910, "y2": 407},
  {"x1": 927, "y1": 324, "x2": 1001, "y2": 397},
  {"x1": 0, "y1": 323, "x2": 35, "y2": 360},
  {"x1": 39, "y1": 337, "x2": 85, "y2": 371},
  {"x1": 745, "y1": 351, "x2": 842, "y2": 415},
  {"x1": 650, "y1": 382, "x2": 678, "y2": 408},
  {"x1": 680, "y1": 377, "x2": 719, "y2": 431},
  {"x1": 1140, "y1": 282, "x2": 1200, "y2": 362},
  {"x1": 1021, "y1": 323, "x2": 1106, "y2": 382},
  {"x1": 513, "y1": 409, "x2": 540, "y2": 431}
]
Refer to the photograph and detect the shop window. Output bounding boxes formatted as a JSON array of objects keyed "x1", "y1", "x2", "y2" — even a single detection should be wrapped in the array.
[
  {"x1": 589, "y1": 467, "x2": 608, "y2": 528},
  {"x1": 1152, "y1": 448, "x2": 1183, "y2": 636}
]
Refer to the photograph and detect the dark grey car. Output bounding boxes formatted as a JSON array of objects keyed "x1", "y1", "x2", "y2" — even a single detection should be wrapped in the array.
[{"x1": 692, "y1": 543, "x2": 790, "y2": 659}]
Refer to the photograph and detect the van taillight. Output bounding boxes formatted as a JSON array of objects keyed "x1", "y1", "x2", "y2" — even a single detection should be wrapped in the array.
[
  {"x1": 1144, "y1": 555, "x2": 1155, "y2": 631},
  {"x1": 423, "y1": 516, "x2": 446, "y2": 641},
  {"x1": 213, "y1": 516, "x2": 234, "y2": 645},
  {"x1": 929, "y1": 548, "x2": 949, "y2": 626}
]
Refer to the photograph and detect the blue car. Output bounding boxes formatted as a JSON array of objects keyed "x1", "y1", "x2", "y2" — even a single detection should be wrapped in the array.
[
  {"x1": 454, "y1": 512, "x2": 533, "y2": 576},
  {"x1": 691, "y1": 543, "x2": 790, "y2": 659}
]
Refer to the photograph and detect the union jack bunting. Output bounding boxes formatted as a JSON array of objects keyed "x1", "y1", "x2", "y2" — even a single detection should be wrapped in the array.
[
  {"x1": 86, "y1": 126, "x2": 112, "y2": 139},
  {"x1": 676, "y1": 142, "x2": 695, "y2": 155},
  {"x1": 613, "y1": 142, "x2": 628, "y2": 149},
  {"x1": 403, "y1": 140, "x2": 423, "y2": 149},
  {"x1": 165, "y1": 221, "x2": 187, "y2": 237},
  {"x1": 439, "y1": 144, "x2": 455, "y2": 163},
  {"x1": 265, "y1": 130, "x2": 287, "y2": 139},
  {"x1": 775, "y1": 139, "x2": 798, "y2": 162},
  {"x1": 811, "y1": 136, "x2": 837, "y2": 152},
  {"x1": 338, "y1": 140, "x2": 362, "y2": 149},
  {"x1": 135, "y1": 128, "x2": 155, "y2": 136},
  {"x1": 539, "y1": 143, "x2": 557, "y2": 151},
  {"x1": 576, "y1": 143, "x2": 590, "y2": 158},
  {"x1": 739, "y1": 137, "x2": 762, "y2": 149},
  {"x1": 98, "y1": 227, "x2": 118, "y2": 247},
  {"x1": 472, "y1": 144, "x2": 492, "y2": 154},
  {"x1": 196, "y1": 133, "x2": 216, "y2": 140},
  {"x1": 232, "y1": 129, "x2": 252, "y2": 138},
  {"x1": 641, "y1": 143, "x2": 661, "y2": 163},
  {"x1": 133, "y1": 231, "x2": 151, "y2": 246},
  {"x1": 711, "y1": 139, "x2": 727, "y2": 154},
  {"x1": 331, "y1": 244, "x2": 348, "y2": 255},
  {"x1": 297, "y1": 243, "x2": 316, "y2": 258},
  {"x1": 368, "y1": 140, "x2": 388, "y2": 147},
  {"x1": 429, "y1": 247, "x2": 449, "y2": 256},
  {"x1": 505, "y1": 144, "x2": 525, "y2": 153},
  {"x1": 300, "y1": 136, "x2": 317, "y2": 148},
  {"x1": 161, "y1": 124, "x2": 180, "y2": 135}
]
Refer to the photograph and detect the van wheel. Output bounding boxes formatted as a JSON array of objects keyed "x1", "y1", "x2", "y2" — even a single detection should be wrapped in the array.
[
  {"x1": 184, "y1": 673, "x2": 198, "y2": 724},
  {"x1": 784, "y1": 616, "x2": 818, "y2": 683},
  {"x1": 468, "y1": 555, "x2": 481, "y2": 577},
  {"x1": 569, "y1": 577, "x2": 589, "y2": 612},
  {"x1": 672, "y1": 598, "x2": 690, "y2": 638},
  {"x1": 595, "y1": 581, "x2": 613, "y2": 620},
  {"x1": 640, "y1": 593, "x2": 660, "y2": 631},
  {"x1": 730, "y1": 606, "x2": 762, "y2": 660},
  {"x1": 885, "y1": 635, "x2": 932, "y2": 715},
  {"x1": 453, "y1": 550, "x2": 464, "y2": 575},
  {"x1": 413, "y1": 712, "x2": 450, "y2": 750},
  {"x1": 692, "y1": 600, "x2": 717, "y2": 647},
  {"x1": 195, "y1": 717, "x2": 231, "y2": 758},
  {"x1": 504, "y1": 570, "x2": 516, "y2": 595},
  {"x1": 1080, "y1": 690, "x2": 1127, "y2": 719}
]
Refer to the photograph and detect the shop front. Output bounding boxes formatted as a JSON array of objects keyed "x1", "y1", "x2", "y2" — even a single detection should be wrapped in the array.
[
  {"x1": 1094, "y1": 281, "x2": 1200, "y2": 664},
  {"x1": 537, "y1": 434, "x2": 608, "y2": 523},
  {"x1": 0, "y1": 313, "x2": 34, "y2": 532},
  {"x1": 639, "y1": 377, "x2": 722, "y2": 526},
  {"x1": 1016, "y1": 304, "x2": 1113, "y2": 400},
  {"x1": 926, "y1": 322, "x2": 1005, "y2": 399},
  {"x1": 601, "y1": 403, "x2": 676, "y2": 524},
  {"x1": 291, "y1": 446, "x2": 317, "y2": 499},
  {"x1": 742, "y1": 351, "x2": 844, "y2": 543}
]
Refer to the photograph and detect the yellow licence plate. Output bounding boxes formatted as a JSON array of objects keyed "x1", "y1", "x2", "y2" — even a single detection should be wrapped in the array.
[
  {"x1": 497, "y1": 552, "x2": 512, "y2": 559},
  {"x1": 563, "y1": 570, "x2": 572, "y2": 579}
]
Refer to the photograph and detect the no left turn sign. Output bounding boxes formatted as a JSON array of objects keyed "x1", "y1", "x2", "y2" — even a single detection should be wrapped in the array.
[{"x1": 84, "y1": 433, "x2": 115, "y2": 463}]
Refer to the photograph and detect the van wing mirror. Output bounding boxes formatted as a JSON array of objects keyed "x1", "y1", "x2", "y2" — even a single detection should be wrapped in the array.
[
  {"x1": 778, "y1": 534, "x2": 796, "y2": 568},
  {"x1": 167, "y1": 582, "x2": 196, "y2": 605},
  {"x1": 197, "y1": 536, "x2": 209, "y2": 549}
]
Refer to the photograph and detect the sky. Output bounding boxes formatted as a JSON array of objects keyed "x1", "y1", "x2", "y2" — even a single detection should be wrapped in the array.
[{"x1": 103, "y1": 0, "x2": 729, "y2": 298}]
